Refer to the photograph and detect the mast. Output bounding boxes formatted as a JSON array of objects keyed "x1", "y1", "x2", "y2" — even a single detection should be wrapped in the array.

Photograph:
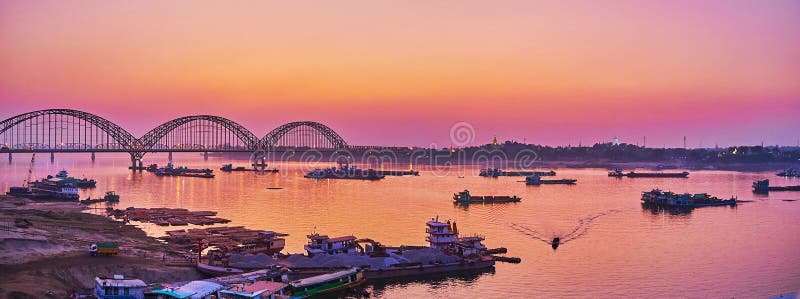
[{"x1": 25, "y1": 153, "x2": 36, "y2": 190}]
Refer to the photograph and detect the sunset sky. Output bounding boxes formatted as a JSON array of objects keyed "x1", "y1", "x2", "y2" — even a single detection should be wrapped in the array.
[{"x1": 1, "y1": 1, "x2": 799, "y2": 147}]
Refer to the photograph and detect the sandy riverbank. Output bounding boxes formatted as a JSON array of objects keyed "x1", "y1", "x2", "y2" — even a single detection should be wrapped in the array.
[{"x1": 0, "y1": 196, "x2": 203, "y2": 299}]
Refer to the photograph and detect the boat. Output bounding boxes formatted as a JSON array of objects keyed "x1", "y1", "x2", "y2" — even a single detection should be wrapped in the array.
[
  {"x1": 80, "y1": 191, "x2": 120, "y2": 205},
  {"x1": 288, "y1": 267, "x2": 366, "y2": 299},
  {"x1": 525, "y1": 175, "x2": 577, "y2": 185},
  {"x1": 551, "y1": 237, "x2": 560, "y2": 250},
  {"x1": 221, "y1": 164, "x2": 279, "y2": 173},
  {"x1": 641, "y1": 189, "x2": 736, "y2": 208},
  {"x1": 479, "y1": 168, "x2": 556, "y2": 178},
  {"x1": 52, "y1": 170, "x2": 96, "y2": 188},
  {"x1": 304, "y1": 234, "x2": 358, "y2": 256},
  {"x1": 453, "y1": 189, "x2": 521, "y2": 204},
  {"x1": 777, "y1": 168, "x2": 800, "y2": 177},
  {"x1": 609, "y1": 169, "x2": 689, "y2": 178},
  {"x1": 304, "y1": 164, "x2": 384, "y2": 180},
  {"x1": 154, "y1": 163, "x2": 215, "y2": 178},
  {"x1": 752, "y1": 180, "x2": 800, "y2": 193},
  {"x1": 25, "y1": 179, "x2": 80, "y2": 200}
]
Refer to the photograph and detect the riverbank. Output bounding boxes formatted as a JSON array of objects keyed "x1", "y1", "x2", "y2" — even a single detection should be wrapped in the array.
[{"x1": 0, "y1": 196, "x2": 202, "y2": 299}]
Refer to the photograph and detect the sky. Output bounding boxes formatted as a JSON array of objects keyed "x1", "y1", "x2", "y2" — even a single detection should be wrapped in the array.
[{"x1": 1, "y1": 1, "x2": 799, "y2": 148}]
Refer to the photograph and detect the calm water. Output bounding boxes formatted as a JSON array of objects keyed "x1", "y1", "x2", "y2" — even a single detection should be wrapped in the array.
[{"x1": 2, "y1": 153, "x2": 800, "y2": 298}]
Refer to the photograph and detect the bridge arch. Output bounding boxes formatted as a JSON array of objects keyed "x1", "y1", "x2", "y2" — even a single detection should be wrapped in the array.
[
  {"x1": 261, "y1": 121, "x2": 348, "y2": 150},
  {"x1": 0, "y1": 109, "x2": 137, "y2": 150},
  {"x1": 138, "y1": 115, "x2": 260, "y2": 151}
]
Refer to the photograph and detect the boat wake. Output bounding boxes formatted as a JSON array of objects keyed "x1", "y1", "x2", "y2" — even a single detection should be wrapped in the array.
[{"x1": 510, "y1": 209, "x2": 622, "y2": 246}]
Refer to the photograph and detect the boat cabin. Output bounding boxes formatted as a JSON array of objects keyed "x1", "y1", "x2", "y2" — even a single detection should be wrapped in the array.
[
  {"x1": 456, "y1": 235, "x2": 487, "y2": 257},
  {"x1": 304, "y1": 233, "x2": 357, "y2": 256},
  {"x1": 219, "y1": 281, "x2": 288, "y2": 299},
  {"x1": 94, "y1": 275, "x2": 146, "y2": 299},
  {"x1": 426, "y1": 217, "x2": 459, "y2": 252},
  {"x1": 152, "y1": 281, "x2": 223, "y2": 299}
]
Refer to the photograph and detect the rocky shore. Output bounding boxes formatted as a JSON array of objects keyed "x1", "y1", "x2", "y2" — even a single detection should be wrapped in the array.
[{"x1": 0, "y1": 196, "x2": 203, "y2": 299}]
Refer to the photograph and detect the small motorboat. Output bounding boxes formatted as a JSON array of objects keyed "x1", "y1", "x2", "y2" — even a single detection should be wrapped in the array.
[{"x1": 551, "y1": 237, "x2": 560, "y2": 250}]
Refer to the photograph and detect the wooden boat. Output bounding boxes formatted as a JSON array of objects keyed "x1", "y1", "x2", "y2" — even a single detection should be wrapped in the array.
[{"x1": 288, "y1": 268, "x2": 365, "y2": 298}]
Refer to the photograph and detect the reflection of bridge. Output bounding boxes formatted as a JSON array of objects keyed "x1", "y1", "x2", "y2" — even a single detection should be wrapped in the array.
[{"x1": 0, "y1": 109, "x2": 387, "y2": 168}]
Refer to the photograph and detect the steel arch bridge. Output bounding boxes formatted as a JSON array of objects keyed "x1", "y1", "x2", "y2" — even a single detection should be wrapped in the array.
[{"x1": 0, "y1": 109, "x2": 351, "y2": 167}]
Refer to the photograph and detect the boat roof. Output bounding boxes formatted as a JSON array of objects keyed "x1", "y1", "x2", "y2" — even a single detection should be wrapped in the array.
[
  {"x1": 219, "y1": 281, "x2": 287, "y2": 297},
  {"x1": 426, "y1": 221, "x2": 449, "y2": 227},
  {"x1": 152, "y1": 281, "x2": 222, "y2": 299},
  {"x1": 327, "y1": 235, "x2": 356, "y2": 242},
  {"x1": 290, "y1": 268, "x2": 358, "y2": 288},
  {"x1": 95, "y1": 276, "x2": 146, "y2": 288}
]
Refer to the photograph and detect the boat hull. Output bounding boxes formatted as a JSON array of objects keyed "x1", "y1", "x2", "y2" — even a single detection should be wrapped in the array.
[{"x1": 363, "y1": 258, "x2": 495, "y2": 280}]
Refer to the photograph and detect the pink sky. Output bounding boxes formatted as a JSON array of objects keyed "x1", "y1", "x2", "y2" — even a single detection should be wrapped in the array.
[{"x1": 1, "y1": 1, "x2": 799, "y2": 147}]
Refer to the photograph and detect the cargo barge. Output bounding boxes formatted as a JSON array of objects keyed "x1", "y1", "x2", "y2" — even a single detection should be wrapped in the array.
[
  {"x1": 304, "y1": 164, "x2": 384, "y2": 180},
  {"x1": 609, "y1": 169, "x2": 689, "y2": 178},
  {"x1": 453, "y1": 189, "x2": 521, "y2": 204},
  {"x1": 480, "y1": 168, "x2": 555, "y2": 178},
  {"x1": 375, "y1": 170, "x2": 419, "y2": 176},
  {"x1": 220, "y1": 164, "x2": 279, "y2": 173},
  {"x1": 641, "y1": 189, "x2": 736, "y2": 208},
  {"x1": 525, "y1": 175, "x2": 577, "y2": 185},
  {"x1": 154, "y1": 163, "x2": 215, "y2": 178},
  {"x1": 752, "y1": 180, "x2": 800, "y2": 193}
]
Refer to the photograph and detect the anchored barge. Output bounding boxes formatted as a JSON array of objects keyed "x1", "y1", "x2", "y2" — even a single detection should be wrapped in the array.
[
  {"x1": 453, "y1": 189, "x2": 521, "y2": 204},
  {"x1": 525, "y1": 175, "x2": 577, "y2": 185},
  {"x1": 80, "y1": 191, "x2": 120, "y2": 205},
  {"x1": 155, "y1": 163, "x2": 215, "y2": 178},
  {"x1": 304, "y1": 164, "x2": 384, "y2": 180},
  {"x1": 480, "y1": 168, "x2": 555, "y2": 178},
  {"x1": 752, "y1": 180, "x2": 800, "y2": 193},
  {"x1": 609, "y1": 169, "x2": 689, "y2": 178},
  {"x1": 641, "y1": 189, "x2": 736, "y2": 208},
  {"x1": 220, "y1": 164, "x2": 279, "y2": 173},
  {"x1": 777, "y1": 168, "x2": 800, "y2": 178}
]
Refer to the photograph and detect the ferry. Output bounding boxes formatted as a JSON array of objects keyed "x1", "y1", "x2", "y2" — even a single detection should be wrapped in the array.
[
  {"x1": 304, "y1": 164, "x2": 384, "y2": 180},
  {"x1": 525, "y1": 175, "x2": 577, "y2": 185},
  {"x1": 752, "y1": 179, "x2": 800, "y2": 193},
  {"x1": 609, "y1": 169, "x2": 689, "y2": 178},
  {"x1": 479, "y1": 168, "x2": 556, "y2": 178},
  {"x1": 288, "y1": 267, "x2": 365, "y2": 299},
  {"x1": 641, "y1": 189, "x2": 736, "y2": 208},
  {"x1": 453, "y1": 189, "x2": 521, "y2": 204}
]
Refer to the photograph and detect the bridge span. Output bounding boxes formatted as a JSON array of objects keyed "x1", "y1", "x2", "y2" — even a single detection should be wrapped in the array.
[{"x1": 0, "y1": 109, "x2": 398, "y2": 168}]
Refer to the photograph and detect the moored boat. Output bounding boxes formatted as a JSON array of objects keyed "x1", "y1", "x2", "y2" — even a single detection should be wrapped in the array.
[
  {"x1": 641, "y1": 189, "x2": 736, "y2": 208},
  {"x1": 288, "y1": 267, "x2": 365, "y2": 299},
  {"x1": 453, "y1": 189, "x2": 521, "y2": 204},
  {"x1": 610, "y1": 169, "x2": 689, "y2": 178},
  {"x1": 304, "y1": 164, "x2": 384, "y2": 180},
  {"x1": 525, "y1": 175, "x2": 577, "y2": 185},
  {"x1": 480, "y1": 168, "x2": 556, "y2": 178},
  {"x1": 777, "y1": 168, "x2": 800, "y2": 177},
  {"x1": 752, "y1": 179, "x2": 800, "y2": 193}
]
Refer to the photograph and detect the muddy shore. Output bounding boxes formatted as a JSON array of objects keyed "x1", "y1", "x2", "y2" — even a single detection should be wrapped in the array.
[{"x1": 0, "y1": 196, "x2": 203, "y2": 299}]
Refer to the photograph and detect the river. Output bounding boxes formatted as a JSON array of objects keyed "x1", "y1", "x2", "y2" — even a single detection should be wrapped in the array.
[{"x1": 1, "y1": 153, "x2": 799, "y2": 298}]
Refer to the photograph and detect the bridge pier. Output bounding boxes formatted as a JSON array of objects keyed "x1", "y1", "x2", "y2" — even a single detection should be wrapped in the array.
[
  {"x1": 168, "y1": 151, "x2": 173, "y2": 162},
  {"x1": 50, "y1": 152, "x2": 54, "y2": 163},
  {"x1": 91, "y1": 151, "x2": 95, "y2": 162},
  {"x1": 7, "y1": 152, "x2": 10, "y2": 164},
  {"x1": 204, "y1": 152, "x2": 208, "y2": 161}
]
